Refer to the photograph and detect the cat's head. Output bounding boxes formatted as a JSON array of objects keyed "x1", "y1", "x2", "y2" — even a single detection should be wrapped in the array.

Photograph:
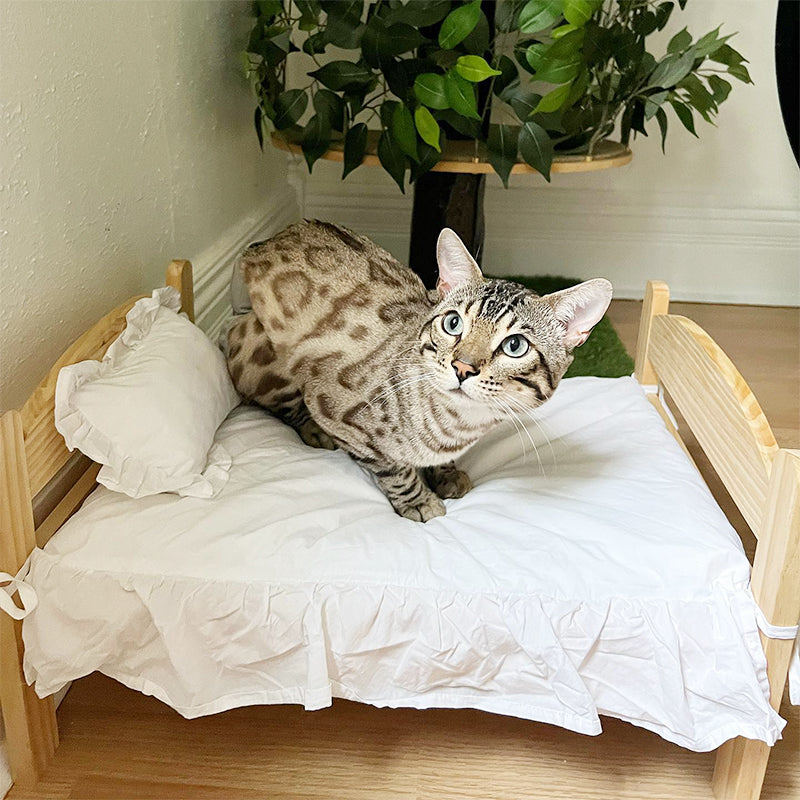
[{"x1": 421, "y1": 229, "x2": 612, "y2": 409}]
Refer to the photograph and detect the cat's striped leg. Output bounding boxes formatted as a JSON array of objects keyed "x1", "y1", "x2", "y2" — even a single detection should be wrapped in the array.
[
  {"x1": 277, "y1": 397, "x2": 336, "y2": 451},
  {"x1": 363, "y1": 462, "x2": 446, "y2": 522},
  {"x1": 424, "y1": 461, "x2": 472, "y2": 499}
]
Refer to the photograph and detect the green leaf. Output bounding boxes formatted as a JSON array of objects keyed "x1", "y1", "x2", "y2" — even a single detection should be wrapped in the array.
[
  {"x1": 273, "y1": 89, "x2": 308, "y2": 130},
  {"x1": 680, "y1": 73, "x2": 717, "y2": 120},
  {"x1": 377, "y1": 130, "x2": 407, "y2": 193},
  {"x1": 693, "y1": 26, "x2": 730, "y2": 58},
  {"x1": 303, "y1": 32, "x2": 327, "y2": 55},
  {"x1": 410, "y1": 140, "x2": 443, "y2": 183},
  {"x1": 632, "y1": 10, "x2": 659, "y2": 37},
  {"x1": 655, "y1": 106, "x2": 668, "y2": 153},
  {"x1": 309, "y1": 61, "x2": 373, "y2": 91},
  {"x1": 343, "y1": 122, "x2": 368, "y2": 178},
  {"x1": 707, "y1": 74, "x2": 732, "y2": 103},
  {"x1": 562, "y1": 0, "x2": 595, "y2": 27},
  {"x1": 526, "y1": 45, "x2": 581, "y2": 83},
  {"x1": 647, "y1": 49, "x2": 696, "y2": 89},
  {"x1": 462, "y1": 10, "x2": 491, "y2": 55},
  {"x1": 644, "y1": 90, "x2": 668, "y2": 120},
  {"x1": 727, "y1": 62, "x2": 753, "y2": 84},
  {"x1": 363, "y1": 18, "x2": 425, "y2": 69},
  {"x1": 508, "y1": 88, "x2": 543, "y2": 120},
  {"x1": 256, "y1": 0, "x2": 283, "y2": 18},
  {"x1": 487, "y1": 123, "x2": 520, "y2": 188},
  {"x1": 670, "y1": 99, "x2": 697, "y2": 136},
  {"x1": 414, "y1": 106, "x2": 442, "y2": 152},
  {"x1": 323, "y1": 0, "x2": 364, "y2": 49},
  {"x1": 709, "y1": 43, "x2": 746, "y2": 67},
  {"x1": 296, "y1": 1, "x2": 321, "y2": 28},
  {"x1": 667, "y1": 27, "x2": 691, "y2": 54},
  {"x1": 654, "y1": 2, "x2": 674, "y2": 31},
  {"x1": 386, "y1": 0, "x2": 451, "y2": 28},
  {"x1": 313, "y1": 89, "x2": 345, "y2": 132},
  {"x1": 438, "y1": 0, "x2": 481, "y2": 49},
  {"x1": 456, "y1": 55, "x2": 502, "y2": 82},
  {"x1": 552, "y1": 23, "x2": 580, "y2": 40},
  {"x1": 519, "y1": 0, "x2": 563, "y2": 34},
  {"x1": 414, "y1": 73, "x2": 449, "y2": 109},
  {"x1": 301, "y1": 114, "x2": 331, "y2": 171},
  {"x1": 496, "y1": 0, "x2": 519, "y2": 32},
  {"x1": 435, "y1": 109, "x2": 482, "y2": 138},
  {"x1": 254, "y1": 106, "x2": 265, "y2": 150},
  {"x1": 518, "y1": 120, "x2": 554, "y2": 181},
  {"x1": 534, "y1": 82, "x2": 572, "y2": 113},
  {"x1": 444, "y1": 71, "x2": 481, "y2": 119},
  {"x1": 494, "y1": 55, "x2": 521, "y2": 98},
  {"x1": 392, "y1": 103, "x2": 419, "y2": 161}
]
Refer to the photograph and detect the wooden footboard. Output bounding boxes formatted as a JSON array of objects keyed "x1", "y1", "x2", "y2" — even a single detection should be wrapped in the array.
[
  {"x1": 0, "y1": 261, "x2": 193, "y2": 788},
  {"x1": 636, "y1": 281, "x2": 800, "y2": 800}
]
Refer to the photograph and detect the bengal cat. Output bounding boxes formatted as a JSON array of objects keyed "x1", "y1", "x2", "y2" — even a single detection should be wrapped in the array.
[{"x1": 226, "y1": 220, "x2": 611, "y2": 521}]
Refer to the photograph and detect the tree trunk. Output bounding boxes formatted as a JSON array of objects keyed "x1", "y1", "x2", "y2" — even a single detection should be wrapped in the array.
[{"x1": 408, "y1": 173, "x2": 486, "y2": 289}]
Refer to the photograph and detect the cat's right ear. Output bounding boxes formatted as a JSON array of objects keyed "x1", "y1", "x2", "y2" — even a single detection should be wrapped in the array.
[{"x1": 436, "y1": 229, "x2": 483, "y2": 298}]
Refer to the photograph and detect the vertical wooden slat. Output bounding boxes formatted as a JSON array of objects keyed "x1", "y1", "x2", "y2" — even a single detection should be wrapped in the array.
[
  {"x1": 712, "y1": 448, "x2": 800, "y2": 799},
  {"x1": 166, "y1": 260, "x2": 194, "y2": 322},
  {"x1": 634, "y1": 280, "x2": 669, "y2": 385},
  {"x1": 0, "y1": 410, "x2": 58, "y2": 787}
]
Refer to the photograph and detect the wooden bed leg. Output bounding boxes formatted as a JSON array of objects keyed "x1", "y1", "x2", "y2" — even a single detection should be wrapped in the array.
[
  {"x1": 712, "y1": 449, "x2": 800, "y2": 799},
  {"x1": 634, "y1": 280, "x2": 669, "y2": 385},
  {"x1": 0, "y1": 411, "x2": 58, "y2": 788}
]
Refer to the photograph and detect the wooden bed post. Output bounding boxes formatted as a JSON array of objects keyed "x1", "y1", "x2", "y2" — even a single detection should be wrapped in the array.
[
  {"x1": 166, "y1": 259, "x2": 195, "y2": 322},
  {"x1": 634, "y1": 280, "x2": 669, "y2": 385},
  {"x1": 0, "y1": 411, "x2": 58, "y2": 787},
  {"x1": 712, "y1": 448, "x2": 800, "y2": 800}
]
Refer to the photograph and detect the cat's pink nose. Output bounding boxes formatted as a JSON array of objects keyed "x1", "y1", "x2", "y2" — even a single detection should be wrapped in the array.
[{"x1": 452, "y1": 360, "x2": 479, "y2": 383}]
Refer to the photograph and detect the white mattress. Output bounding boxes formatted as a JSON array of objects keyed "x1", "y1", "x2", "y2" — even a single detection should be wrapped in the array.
[{"x1": 21, "y1": 377, "x2": 787, "y2": 751}]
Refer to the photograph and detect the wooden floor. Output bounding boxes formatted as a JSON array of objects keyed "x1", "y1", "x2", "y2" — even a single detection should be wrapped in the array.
[{"x1": 9, "y1": 300, "x2": 800, "y2": 800}]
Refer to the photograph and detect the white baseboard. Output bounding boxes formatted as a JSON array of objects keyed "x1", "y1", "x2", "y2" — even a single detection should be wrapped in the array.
[
  {"x1": 301, "y1": 164, "x2": 800, "y2": 306},
  {"x1": 189, "y1": 188, "x2": 302, "y2": 340}
]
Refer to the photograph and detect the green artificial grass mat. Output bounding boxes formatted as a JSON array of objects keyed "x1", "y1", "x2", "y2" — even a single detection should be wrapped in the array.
[{"x1": 500, "y1": 275, "x2": 634, "y2": 379}]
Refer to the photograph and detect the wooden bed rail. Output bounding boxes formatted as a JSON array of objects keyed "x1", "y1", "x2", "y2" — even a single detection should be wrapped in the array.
[
  {"x1": 636, "y1": 281, "x2": 800, "y2": 800},
  {"x1": 0, "y1": 261, "x2": 193, "y2": 788}
]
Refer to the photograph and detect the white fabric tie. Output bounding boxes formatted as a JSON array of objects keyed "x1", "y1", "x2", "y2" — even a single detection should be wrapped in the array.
[
  {"x1": 640, "y1": 383, "x2": 680, "y2": 431},
  {"x1": 0, "y1": 559, "x2": 37, "y2": 621},
  {"x1": 754, "y1": 605, "x2": 800, "y2": 640}
]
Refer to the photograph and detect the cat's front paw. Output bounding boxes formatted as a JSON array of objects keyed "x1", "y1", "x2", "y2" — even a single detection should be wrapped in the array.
[
  {"x1": 396, "y1": 493, "x2": 446, "y2": 522},
  {"x1": 425, "y1": 464, "x2": 473, "y2": 499}
]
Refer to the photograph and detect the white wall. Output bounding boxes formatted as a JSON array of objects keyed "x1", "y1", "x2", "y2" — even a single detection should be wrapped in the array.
[
  {"x1": 301, "y1": 0, "x2": 800, "y2": 305},
  {"x1": 0, "y1": 0, "x2": 299, "y2": 413},
  {"x1": 0, "y1": 2, "x2": 298, "y2": 790}
]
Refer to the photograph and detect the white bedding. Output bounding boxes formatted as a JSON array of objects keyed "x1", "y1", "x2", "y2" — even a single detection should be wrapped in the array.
[{"x1": 21, "y1": 377, "x2": 788, "y2": 751}]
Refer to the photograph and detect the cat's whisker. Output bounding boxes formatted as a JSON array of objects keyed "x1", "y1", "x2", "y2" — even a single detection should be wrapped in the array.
[
  {"x1": 498, "y1": 396, "x2": 543, "y2": 475},
  {"x1": 368, "y1": 372, "x2": 437, "y2": 408},
  {"x1": 504, "y1": 394, "x2": 556, "y2": 474},
  {"x1": 490, "y1": 397, "x2": 528, "y2": 465}
]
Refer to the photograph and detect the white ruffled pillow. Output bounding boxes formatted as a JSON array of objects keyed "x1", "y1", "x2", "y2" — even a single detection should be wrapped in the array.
[{"x1": 55, "y1": 287, "x2": 240, "y2": 499}]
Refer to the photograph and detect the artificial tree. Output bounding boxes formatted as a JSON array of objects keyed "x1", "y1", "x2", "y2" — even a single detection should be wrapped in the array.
[{"x1": 243, "y1": 0, "x2": 750, "y2": 285}]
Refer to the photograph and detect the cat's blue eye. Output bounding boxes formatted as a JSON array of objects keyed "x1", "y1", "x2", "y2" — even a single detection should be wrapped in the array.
[
  {"x1": 442, "y1": 311, "x2": 463, "y2": 336},
  {"x1": 501, "y1": 335, "x2": 530, "y2": 358}
]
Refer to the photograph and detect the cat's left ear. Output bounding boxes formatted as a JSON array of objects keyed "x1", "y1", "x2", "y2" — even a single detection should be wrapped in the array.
[
  {"x1": 436, "y1": 229, "x2": 483, "y2": 298},
  {"x1": 544, "y1": 278, "x2": 613, "y2": 350}
]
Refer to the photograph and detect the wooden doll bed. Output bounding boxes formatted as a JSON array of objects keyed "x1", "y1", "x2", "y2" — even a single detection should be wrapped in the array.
[{"x1": 1, "y1": 261, "x2": 797, "y2": 800}]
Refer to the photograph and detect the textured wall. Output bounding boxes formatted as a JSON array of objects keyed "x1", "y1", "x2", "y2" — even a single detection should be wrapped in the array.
[
  {"x1": 0, "y1": 0, "x2": 289, "y2": 411},
  {"x1": 301, "y1": 0, "x2": 800, "y2": 305}
]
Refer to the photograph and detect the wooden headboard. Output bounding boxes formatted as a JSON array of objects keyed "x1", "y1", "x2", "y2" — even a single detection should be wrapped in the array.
[{"x1": 0, "y1": 260, "x2": 193, "y2": 786}]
